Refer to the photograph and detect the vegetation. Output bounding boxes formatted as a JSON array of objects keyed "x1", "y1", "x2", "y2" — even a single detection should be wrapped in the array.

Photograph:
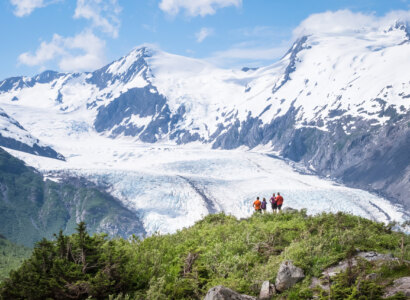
[
  {"x1": 1, "y1": 210, "x2": 409, "y2": 299},
  {"x1": 0, "y1": 147, "x2": 144, "y2": 247},
  {"x1": 0, "y1": 235, "x2": 31, "y2": 282}
]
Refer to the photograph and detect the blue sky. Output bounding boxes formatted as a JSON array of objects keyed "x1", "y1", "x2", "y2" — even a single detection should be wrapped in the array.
[{"x1": 1, "y1": 0, "x2": 410, "y2": 80}]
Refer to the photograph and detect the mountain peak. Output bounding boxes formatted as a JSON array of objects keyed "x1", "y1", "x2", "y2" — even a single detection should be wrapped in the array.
[
  {"x1": 389, "y1": 20, "x2": 410, "y2": 39},
  {"x1": 102, "y1": 45, "x2": 156, "y2": 77},
  {"x1": 129, "y1": 45, "x2": 157, "y2": 57}
]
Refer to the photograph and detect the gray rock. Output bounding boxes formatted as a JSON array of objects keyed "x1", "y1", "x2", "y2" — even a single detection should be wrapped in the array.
[
  {"x1": 282, "y1": 207, "x2": 297, "y2": 213},
  {"x1": 310, "y1": 277, "x2": 330, "y2": 292},
  {"x1": 259, "y1": 281, "x2": 276, "y2": 299},
  {"x1": 357, "y1": 251, "x2": 395, "y2": 262},
  {"x1": 322, "y1": 251, "x2": 398, "y2": 278},
  {"x1": 383, "y1": 277, "x2": 410, "y2": 298},
  {"x1": 275, "y1": 261, "x2": 305, "y2": 292},
  {"x1": 204, "y1": 286, "x2": 256, "y2": 300},
  {"x1": 365, "y1": 273, "x2": 379, "y2": 281}
]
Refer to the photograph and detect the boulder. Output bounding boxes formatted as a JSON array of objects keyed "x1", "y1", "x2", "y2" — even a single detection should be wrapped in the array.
[
  {"x1": 204, "y1": 285, "x2": 256, "y2": 300},
  {"x1": 275, "y1": 261, "x2": 305, "y2": 292},
  {"x1": 282, "y1": 207, "x2": 297, "y2": 213},
  {"x1": 383, "y1": 277, "x2": 410, "y2": 298},
  {"x1": 259, "y1": 280, "x2": 276, "y2": 299}
]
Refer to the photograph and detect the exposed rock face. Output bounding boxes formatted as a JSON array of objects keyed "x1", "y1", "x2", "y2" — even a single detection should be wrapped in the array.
[
  {"x1": 383, "y1": 277, "x2": 410, "y2": 298},
  {"x1": 259, "y1": 281, "x2": 276, "y2": 299},
  {"x1": 0, "y1": 108, "x2": 64, "y2": 160},
  {"x1": 275, "y1": 261, "x2": 305, "y2": 292},
  {"x1": 213, "y1": 108, "x2": 410, "y2": 211},
  {"x1": 357, "y1": 251, "x2": 395, "y2": 262},
  {"x1": 204, "y1": 286, "x2": 256, "y2": 300}
]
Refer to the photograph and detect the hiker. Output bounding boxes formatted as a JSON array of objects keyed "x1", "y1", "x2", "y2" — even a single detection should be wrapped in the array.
[
  {"x1": 270, "y1": 193, "x2": 277, "y2": 213},
  {"x1": 276, "y1": 192, "x2": 284, "y2": 212},
  {"x1": 253, "y1": 197, "x2": 262, "y2": 213},
  {"x1": 261, "y1": 198, "x2": 267, "y2": 214}
]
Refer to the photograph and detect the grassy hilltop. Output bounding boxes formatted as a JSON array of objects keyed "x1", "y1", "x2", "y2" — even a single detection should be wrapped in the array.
[{"x1": 1, "y1": 210, "x2": 409, "y2": 299}]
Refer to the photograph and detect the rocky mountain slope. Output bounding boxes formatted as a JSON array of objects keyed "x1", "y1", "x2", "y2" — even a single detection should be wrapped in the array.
[
  {"x1": 0, "y1": 107, "x2": 63, "y2": 160},
  {"x1": 0, "y1": 20, "x2": 409, "y2": 210}
]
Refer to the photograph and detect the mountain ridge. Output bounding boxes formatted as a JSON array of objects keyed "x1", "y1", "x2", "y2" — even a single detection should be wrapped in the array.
[{"x1": 0, "y1": 23, "x2": 409, "y2": 210}]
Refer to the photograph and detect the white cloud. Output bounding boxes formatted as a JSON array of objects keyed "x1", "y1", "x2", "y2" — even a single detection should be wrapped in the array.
[
  {"x1": 196, "y1": 27, "x2": 214, "y2": 43},
  {"x1": 59, "y1": 31, "x2": 106, "y2": 71},
  {"x1": 74, "y1": 0, "x2": 121, "y2": 38},
  {"x1": 207, "y1": 42, "x2": 289, "y2": 68},
  {"x1": 293, "y1": 9, "x2": 410, "y2": 38},
  {"x1": 207, "y1": 9, "x2": 410, "y2": 69},
  {"x1": 159, "y1": 0, "x2": 241, "y2": 17},
  {"x1": 19, "y1": 34, "x2": 64, "y2": 66},
  {"x1": 18, "y1": 31, "x2": 106, "y2": 72},
  {"x1": 10, "y1": 0, "x2": 49, "y2": 17},
  {"x1": 203, "y1": 23, "x2": 293, "y2": 68}
]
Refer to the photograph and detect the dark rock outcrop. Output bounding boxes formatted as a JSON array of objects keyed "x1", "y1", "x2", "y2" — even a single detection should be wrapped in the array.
[{"x1": 0, "y1": 108, "x2": 64, "y2": 160}]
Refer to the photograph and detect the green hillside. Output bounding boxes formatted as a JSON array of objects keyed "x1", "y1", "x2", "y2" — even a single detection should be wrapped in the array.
[
  {"x1": 0, "y1": 147, "x2": 145, "y2": 247},
  {"x1": 1, "y1": 211, "x2": 408, "y2": 299},
  {"x1": 0, "y1": 235, "x2": 31, "y2": 282}
]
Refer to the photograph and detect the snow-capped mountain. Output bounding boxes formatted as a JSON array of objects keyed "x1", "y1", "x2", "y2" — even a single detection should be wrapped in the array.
[{"x1": 0, "y1": 19, "x2": 409, "y2": 218}]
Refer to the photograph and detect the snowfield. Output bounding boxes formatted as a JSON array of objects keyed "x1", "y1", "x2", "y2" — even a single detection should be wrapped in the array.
[{"x1": 4, "y1": 134, "x2": 408, "y2": 236}]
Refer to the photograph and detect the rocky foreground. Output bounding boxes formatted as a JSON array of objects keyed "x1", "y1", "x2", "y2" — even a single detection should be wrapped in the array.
[{"x1": 205, "y1": 254, "x2": 410, "y2": 299}]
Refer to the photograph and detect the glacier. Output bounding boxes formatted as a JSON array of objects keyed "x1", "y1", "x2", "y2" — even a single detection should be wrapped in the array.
[{"x1": 5, "y1": 135, "x2": 408, "y2": 236}]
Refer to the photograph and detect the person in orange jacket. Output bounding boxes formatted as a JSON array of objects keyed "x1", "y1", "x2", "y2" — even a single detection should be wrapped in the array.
[
  {"x1": 253, "y1": 197, "x2": 262, "y2": 213},
  {"x1": 275, "y1": 192, "x2": 284, "y2": 212}
]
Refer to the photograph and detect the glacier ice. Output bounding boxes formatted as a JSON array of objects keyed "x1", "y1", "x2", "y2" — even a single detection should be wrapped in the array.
[{"x1": 5, "y1": 140, "x2": 408, "y2": 236}]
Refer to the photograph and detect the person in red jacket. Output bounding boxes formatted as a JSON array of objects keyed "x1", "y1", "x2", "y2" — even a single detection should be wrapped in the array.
[{"x1": 275, "y1": 192, "x2": 284, "y2": 212}]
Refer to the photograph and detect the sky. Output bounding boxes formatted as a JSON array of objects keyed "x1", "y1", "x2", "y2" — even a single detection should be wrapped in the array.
[{"x1": 1, "y1": 0, "x2": 410, "y2": 80}]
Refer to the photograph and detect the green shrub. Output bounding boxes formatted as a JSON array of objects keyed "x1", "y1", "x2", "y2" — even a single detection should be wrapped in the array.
[{"x1": 1, "y1": 211, "x2": 409, "y2": 299}]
